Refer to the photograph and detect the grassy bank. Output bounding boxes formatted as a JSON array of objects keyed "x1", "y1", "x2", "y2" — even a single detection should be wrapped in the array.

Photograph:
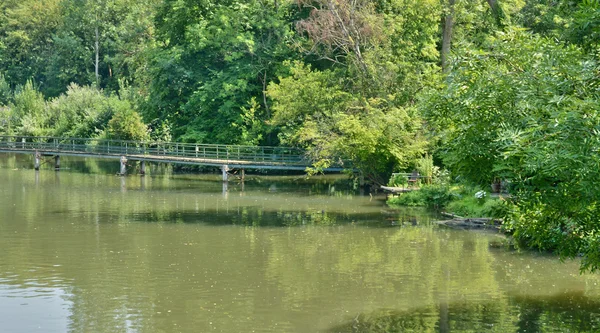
[{"x1": 387, "y1": 185, "x2": 509, "y2": 219}]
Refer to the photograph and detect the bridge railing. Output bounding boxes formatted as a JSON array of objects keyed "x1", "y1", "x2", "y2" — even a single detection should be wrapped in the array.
[{"x1": 0, "y1": 136, "x2": 308, "y2": 165}]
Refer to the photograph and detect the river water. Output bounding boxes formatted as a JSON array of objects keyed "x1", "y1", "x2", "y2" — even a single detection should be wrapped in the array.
[{"x1": 1, "y1": 153, "x2": 599, "y2": 333}]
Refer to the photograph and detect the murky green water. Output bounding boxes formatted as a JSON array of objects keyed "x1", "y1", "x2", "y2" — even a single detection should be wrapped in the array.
[{"x1": 1, "y1": 153, "x2": 600, "y2": 333}]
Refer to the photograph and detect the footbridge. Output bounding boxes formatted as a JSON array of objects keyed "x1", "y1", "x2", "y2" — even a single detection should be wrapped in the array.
[{"x1": 0, "y1": 136, "x2": 344, "y2": 180}]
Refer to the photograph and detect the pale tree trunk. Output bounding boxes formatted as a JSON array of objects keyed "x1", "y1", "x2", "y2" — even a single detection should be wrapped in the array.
[
  {"x1": 95, "y1": 25, "x2": 100, "y2": 84},
  {"x1": 262, "y1": 71, "x2": 270, "y2": 118},
  {"x1": 441, "y1": 0, "x2": 455, "y2": 73}
]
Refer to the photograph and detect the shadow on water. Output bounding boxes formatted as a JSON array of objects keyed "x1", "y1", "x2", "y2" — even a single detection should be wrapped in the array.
[
  {"x1": 126, "y1": 207, "x2": 438, "y2": 227},
  {"x1": 327, "y1": 291, "x2": 600, "y2": 333}
]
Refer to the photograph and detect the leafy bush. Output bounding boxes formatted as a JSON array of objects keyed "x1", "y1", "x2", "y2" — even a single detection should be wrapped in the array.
[
  {"x1": 105, "y1": 102, "x2": 149, "y2": 141},
  {"x1": 416, "y1": 155, "x2": 434, "y2": 184},
  {"x1": 388, "y1": 191, "x2": 426, "y2": 207},
  {"x1": 447, "y1": 196, "x2": 508, "y2": 218},
  {"x1": 388, "y1": 173, "x2": 409, "y2": 187},
  {"x1": 388, "y1": 183, "x2": 509, "y2": 219},
  {"x1": 47, "y1": 84, "x2": 114, "y2": 138},
  {"x1": 10, "y1": 80, "x2": 47, "y2": 136},
  {"x1": 388, "y1": 185, "x2": 456, "y2": 209}
]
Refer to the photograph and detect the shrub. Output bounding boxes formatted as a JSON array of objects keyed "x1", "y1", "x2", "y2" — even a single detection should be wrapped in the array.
[
  {"x1": 388, "y1": 173, "x2": 409, "y2": 187},
  {"x1": 106, "y1": 102, "x2": 149, "y2": 141},
  {"x1": 388, "y1": 191, "x2": 426, "y2": 207},
  {"x1": 47, "y1": 84, "x2": 113, "y2": 138},
  {"x1": 388, "y1": 185, "x2": 456, "y2": 209},
  {"x1": 416, "y1": 155, "x2": 434, "y2": 184},
  {"x1": 446, "y1": 196, "x2": 509, "y2": 218}
]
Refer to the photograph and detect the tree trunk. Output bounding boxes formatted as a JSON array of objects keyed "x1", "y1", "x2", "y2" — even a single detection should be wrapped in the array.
[
  {"x1": 441, "y1": 0, "x2": 455, "y2": 73},
  {"x1": 95, "y1": 25, "x2": 100, "y2": 84},
  {"x1": 486, "y1": 0, "x2": 498, "y2": 11},
  {"x1": 262, "y1": 71, "x2": 270, "y2": 118},
  {"x1": 486, "y1": 0, "x2": 504, "y2": 26}
]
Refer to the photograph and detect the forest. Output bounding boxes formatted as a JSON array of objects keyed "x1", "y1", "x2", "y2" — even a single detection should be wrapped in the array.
[{"x1": 1, "y1": 0, "x2": 599, "y2": 270}]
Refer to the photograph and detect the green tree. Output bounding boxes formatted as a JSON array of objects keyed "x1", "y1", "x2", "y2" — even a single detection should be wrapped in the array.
[
  {"x1": 106, "y1": 103, "x2": 149, "y2": 141},
  {"x1": 424, "y1": 28, "x2": 600, "y2": 271},
  {"x1": 46, "y1": 84, "x2": 114, "y2": 138},
  {"x1": 0, "y1": 0, "x2": 62, "y2": 91},
  {"x1": 0, "y1": 73, "x2": 11, "y2": 105},
  {"x1": 141, "y1": 0, "x2": 297, "y2": 145},
  {"x1": 268, "y1": 62, "x2": 425, "y2": 183},
  {"x1": 10, "y1": 80, "x2": 48, "y2": 136}
]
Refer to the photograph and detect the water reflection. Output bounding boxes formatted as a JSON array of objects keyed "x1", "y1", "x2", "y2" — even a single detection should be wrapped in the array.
[
  {"x1": 328, "y1": 292, "x2": 600, "y2": 332},
  {"x1": 1, "y1": 153, "x2": 600, "y2": 333}
]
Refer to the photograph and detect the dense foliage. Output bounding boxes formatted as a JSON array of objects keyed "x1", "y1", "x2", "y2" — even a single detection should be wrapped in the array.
[{"x1": 2, "y1": 0, "x2": 600, "y2": 270}]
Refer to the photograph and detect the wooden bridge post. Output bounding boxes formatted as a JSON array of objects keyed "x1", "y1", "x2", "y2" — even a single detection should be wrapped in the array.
[
  {"x1": 120, "y1": 156, "x2": 127, "y2": 176},
  {"x1": 54, "y1": 155, "x2": 60, "y2": 170},
  {"x1": 140, "y1": 160, "x2": 146, "y2": 176},
  {"x1": 34, "y1": 150, "x2": 40, "y2": 170},
  {"x1": 222, "y1": 164, "x2": 229, "y2": 182}
]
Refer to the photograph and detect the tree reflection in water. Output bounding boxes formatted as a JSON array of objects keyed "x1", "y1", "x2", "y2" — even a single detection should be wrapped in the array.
[{"x1": 328, "y1": 292, "x2": 600, "y2": 333}]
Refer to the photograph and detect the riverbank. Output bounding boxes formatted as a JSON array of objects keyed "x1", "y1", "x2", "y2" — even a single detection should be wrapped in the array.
[
  {"x1": 386, "y1": 184, "x2": 508, "y2": 219},
  {"x1": 435, "y1": 217, "x2": 502, "y2": 231}
]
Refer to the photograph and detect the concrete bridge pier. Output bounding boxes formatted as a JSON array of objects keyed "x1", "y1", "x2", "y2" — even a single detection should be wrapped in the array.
[
  {"x1": 120, "y1": 156, "x2": 127, "y2": 176},
  {"x1": 54, "y1": 155, "x2": 60, "y2": 170},
  {"x1": 222, "y1": 165, "x2": 229, "y2": 182},
  {"x1": 222, "y1": 181, "x2": 228, "y2": 198},
  {"x1": 140, "y1": 160, "x2": 146, "y2": 176},
  {"x1": 34, "y1": 150, "x2": 41, "y2": 170}
]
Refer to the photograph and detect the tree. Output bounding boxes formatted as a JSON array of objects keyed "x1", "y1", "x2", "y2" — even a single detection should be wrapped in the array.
[
  {"x1": 46, "y1": 84, "x2": 114, "y2": 138},
  {"x1": 424, "y1": 29, "x2": 600, "y2": 271},
  {"x1": 0, "y1": 73, "x2": 11, "y2": 105},
  {"x1": 0, "y1": 0, "x2": 62, "y2": 92},
  {"x1": 268, "y1": 62, "x2": 425, "y2": 183},
  {"x1": 10, "y1": 80, "x2": 48, "y2": 136},
  {"x1": 142, "y1": 0, "x2": 297, "y2": 144},
  {"x1": 296, "y1": 0, "x2": 379, "y2": 74}
]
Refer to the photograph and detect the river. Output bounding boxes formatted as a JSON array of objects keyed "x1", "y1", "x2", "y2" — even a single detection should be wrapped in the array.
[{"x1": 1, "y1": 153, "x2": 599, "y2": 333}]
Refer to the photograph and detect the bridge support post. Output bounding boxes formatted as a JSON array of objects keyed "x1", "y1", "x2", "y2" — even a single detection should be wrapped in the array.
[
  {"x1": 140, "y1": 160, "x2": 146, "y2": 176},
  {"x1": 221, "y1": 165, "x2": 229, "y2": 182},
  {"x1": 120, "y1": 156, "x2": 127, "y2": 176},
  {"x1": 222, "y1": 181, "x2": 228, "y2": 198},
  {"x1": 34, "y1": 150, "x2": 40, "y2": 170},
  {"x1": 54, "y1": 155, "x2": 60, "y2": 170}
]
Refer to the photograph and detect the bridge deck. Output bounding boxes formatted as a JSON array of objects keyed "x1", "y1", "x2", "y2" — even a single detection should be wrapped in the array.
[{"x1": 0, "y1": 136, "x2": 344, "y2": 171}]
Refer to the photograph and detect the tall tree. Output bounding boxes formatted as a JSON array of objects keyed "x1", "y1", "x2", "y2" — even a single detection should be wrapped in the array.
[
  {"x1": 143, "y1": 0, "x2": 297, "y2": 144},
  {"x1": 441, "y1": 0, "x2": 456, "y2": 72}
]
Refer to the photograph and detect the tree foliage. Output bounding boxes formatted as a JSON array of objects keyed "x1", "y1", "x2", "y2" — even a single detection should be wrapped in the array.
[
  {"x1": 425, "y1": 28, "x2": 600, "y2": 271},
  {"x1": 268, "y1": 62, "x2": 425, "y2": 183}
]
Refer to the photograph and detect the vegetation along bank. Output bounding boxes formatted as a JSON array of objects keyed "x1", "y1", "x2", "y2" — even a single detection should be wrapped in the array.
[{"x1": 1, "y1": 0, "x2": 599, "y2": 270}]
